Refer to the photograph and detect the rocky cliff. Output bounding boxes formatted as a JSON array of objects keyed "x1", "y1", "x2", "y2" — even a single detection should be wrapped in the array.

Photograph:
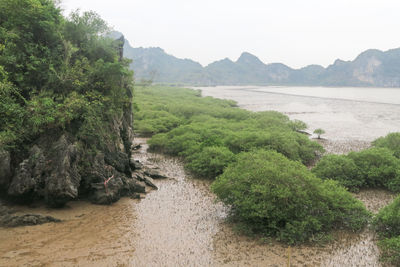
[{"x1": 0, "y1": 37, "x2": 143, "y2": 208}]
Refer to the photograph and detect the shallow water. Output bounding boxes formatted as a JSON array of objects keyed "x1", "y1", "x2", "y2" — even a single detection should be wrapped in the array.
[
  {"x1": 1, "y1": 86, "x2": 398, "y2": 266},
  {"x1": 198, "y1": 86, "x2": 400, "y2": 143}
]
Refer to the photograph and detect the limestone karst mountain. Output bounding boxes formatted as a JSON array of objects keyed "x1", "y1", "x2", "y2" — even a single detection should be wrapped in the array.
[{"x1": 116, "y1": 31, "x2": 400, "y2": 87}]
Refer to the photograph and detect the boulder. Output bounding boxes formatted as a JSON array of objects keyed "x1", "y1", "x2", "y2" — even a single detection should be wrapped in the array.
[
  {"x1": 0, "y1": 214, "x2": 60, "y2": 227},
  {"x1": 129, "y1": 158, "x2": 143, "y2": 170},
  {"x1": 144, "y1": 168, "x2": 167, "y2": 179},
  {"x1": 142, "y1": 176, "x2": 157, "y2": 189},
  {"x1": 44, "y1": 135, "x2": 81, "y2": 207},
  {"x1": 0, "y1": 200, "x2": 60, "y2": 227},
  {"x1": 90, "y1": 175, "x2": 124, "y2": 205},
  {"x1": 7, "y1": 135, "x2": 81, "y2": 207},
  {"x1": 7, "y1": 145, "x2": 46, "y2": 200}
]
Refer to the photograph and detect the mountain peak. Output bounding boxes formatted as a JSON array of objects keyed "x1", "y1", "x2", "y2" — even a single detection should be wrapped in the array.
[
  {"x1": 120, "y1": 31, "x2": 400, "y2": 87},
  {"x1": 236, "y1": 52, "x2": 265, "y2": 68},
  {"x1": 354, "y1": 49, "x2": 383, "y2": 62},
  {"x1": 237, "y1": 52, "x2": 262, "y2": 62}
]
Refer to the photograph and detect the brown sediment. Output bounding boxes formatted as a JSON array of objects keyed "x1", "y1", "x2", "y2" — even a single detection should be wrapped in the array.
[
  {"x1": 315, "y1": 139, "x2": 371, "y2": 154},
  {"x1": 353, "y1": 189, "x2": 396, "y2": 214},
  {"x1": 0, "y1": 198, "x2": 139, "y2": 266},
  {"x1": 127, "y1": 138, "x2": 227, "y2": 266}
]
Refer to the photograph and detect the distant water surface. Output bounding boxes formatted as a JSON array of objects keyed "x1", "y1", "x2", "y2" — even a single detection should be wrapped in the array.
[
  {"x1": 197, "y1": 86, "x2": 400, "y2": 142},
  {"x1": 248, "y1": 86, "x2": 400, "y2": 105}
]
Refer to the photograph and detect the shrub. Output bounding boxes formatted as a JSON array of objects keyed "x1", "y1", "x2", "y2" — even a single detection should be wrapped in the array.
[
  {"x1": 312, "y1": 154, "x2": 362, "y2": 191},
  {"x1": 186, "y1": 146, "x2": 236, "y2": 178},
  {"x1": 373, "y1": 196, "x2": 400, "y2": 266},
  {"x1": 377, "y1": 236, "x2": 400, "y2": 265},
  {"x1": 373, "y1": 196, "x2": 400, "y2": 238},
  {"x1": 211, "y1": 149, "x2": 370, "y2": 244},
  {"x1": 289, "y1": 119, "x2": 308, "y2": 132},
  {"x1": 373, "y1": 132, "x2": 400, "y2": 158},
  {"x1": 139, "y1": 86, "x2": 323, "y2": 179},
  {"x1": 348, "y1": 148, "x2": 400, "y2": 191},
  {"x1": 135, "y1": 110, "x2": 182, "y2": 136},
  {"x1": 313, "y1": 147, "x2": 400, "y2": 192}
]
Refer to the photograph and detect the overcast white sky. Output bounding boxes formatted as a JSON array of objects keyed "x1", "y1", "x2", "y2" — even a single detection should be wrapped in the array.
[{"x1": 62, "y1": 0, "x2": 400, "y2": 69}]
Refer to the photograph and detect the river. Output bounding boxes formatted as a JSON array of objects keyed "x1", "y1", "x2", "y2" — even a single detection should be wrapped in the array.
[{"x1": 0, "y1": 86, "x2": 399, "y2": 266}]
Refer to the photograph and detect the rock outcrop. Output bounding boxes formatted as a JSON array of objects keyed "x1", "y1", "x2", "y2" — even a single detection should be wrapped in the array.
[
  {"x1": 0, "y1": 35, "x2": 144, "y2": 208},
  {"x1": 0, "y1": 200, "x2": 60, "y2": 227}
]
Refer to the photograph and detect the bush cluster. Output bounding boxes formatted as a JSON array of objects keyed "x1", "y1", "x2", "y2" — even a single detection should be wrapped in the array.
[
  {"x1": 135, "y1": 86, "x2": 323, "y2": 178},
  {"x1": 312, "y1": 147, "x2": 400, "y2": 192},
  {"x1": 373, "y1": 196, "x2": 400, "y2": 265},
  {"x1": 211, "y1": 149, "x2": 371, "y2": 244},
  {"x1": 135, "y1": 86, "x2": 373, "y2": 244},
  {"x1": 372, "y1": 132, "x2": 400, "y2": 159}
]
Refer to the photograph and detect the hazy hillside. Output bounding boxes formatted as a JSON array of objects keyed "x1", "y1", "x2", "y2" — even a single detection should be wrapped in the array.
[{"x1": 117, "y1": 31, "x2": 400, "y2": 87}]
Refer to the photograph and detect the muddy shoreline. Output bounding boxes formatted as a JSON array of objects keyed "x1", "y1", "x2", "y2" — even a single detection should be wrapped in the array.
[{"x1": 0, "y1": 137, "x2": 396, "y2": 266}]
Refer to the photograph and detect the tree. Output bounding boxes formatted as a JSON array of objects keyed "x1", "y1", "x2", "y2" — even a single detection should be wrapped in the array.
[
  {"x1": 0, "y1": 0, "x2": 65, "y2": 97},
  {"x1": 314, "y1": 128, "x2": 325, "y2": 139}
]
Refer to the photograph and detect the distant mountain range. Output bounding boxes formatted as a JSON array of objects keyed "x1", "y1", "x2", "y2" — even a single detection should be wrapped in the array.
[{"x1": 114, "y1": 32, "x2": 400, "y2": 87}]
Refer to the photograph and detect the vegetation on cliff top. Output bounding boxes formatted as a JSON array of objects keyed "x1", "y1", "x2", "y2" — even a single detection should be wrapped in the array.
[{"x1": 0, "y1": 0, "x2": 133, "y2": 151}]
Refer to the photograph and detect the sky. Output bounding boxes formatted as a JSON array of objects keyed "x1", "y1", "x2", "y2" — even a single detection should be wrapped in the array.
[{"x1": 61, "y1": 0, "x2": 400, "y2": 69}]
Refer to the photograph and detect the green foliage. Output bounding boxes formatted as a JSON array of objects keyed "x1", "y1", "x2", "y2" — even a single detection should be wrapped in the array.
[
  {"x1": 313, "y1": 128, "x2": 325, "y2": 139},
  {"x1": 373, "y1": 196, "x2": 400, "y2": 238},
  {"x1": 348, "y1": 148, "x2": 400, "y2": 191},
  {"x1": 313, "y1": 148, "x2": 400, "y2": 192},
  {"x1": 186, "y1": 146, "x2": 236, "y2": 178},
  {"x1": 373, "y1": 132, "x2": 400, "y2": 158},
  {"x1": 0, "y1": 0, "x2": 64, "y2": 95},
  {"x1": 0, "y1": 81, "x2": 26, "y2": 147},
  {"x1": 0, "y1": 0, "x2": 133, "y2": 152},
  {"x1": 373, "y1": 196, "x2": 400, "y2": 265},
  {"x1": 211, "y1": 149, "x2": 371, "y2": 244},
  {"x1": 377, "y1": 236, "x2": 400, "y2": 265},
  {"x1": 312, "y1": 154, "x2": 362, "y2": 191},
  {"x1": 137, "y1": 86, "x2": 324, "y2": 178},
  {"x1": 289, "y1": 119, "x2": 308, "y2": 132}
]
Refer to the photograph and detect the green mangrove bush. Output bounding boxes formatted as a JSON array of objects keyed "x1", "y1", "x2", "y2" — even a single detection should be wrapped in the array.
[
  {"x1": 211, "y1": 149, "x2": 371, "y2": 244},
  {"x1": 373, "y1": 132, "x2": 400, "y2": 159},
  {"x1": 136, "y1": 86, "x2": 324, "y2": 178},
  {"x1": 313, "y1": 148, "x2": 400, "y2": 192},
  {"x1": 373, "y1": 196, "x2": 400, "y2": 265}
]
